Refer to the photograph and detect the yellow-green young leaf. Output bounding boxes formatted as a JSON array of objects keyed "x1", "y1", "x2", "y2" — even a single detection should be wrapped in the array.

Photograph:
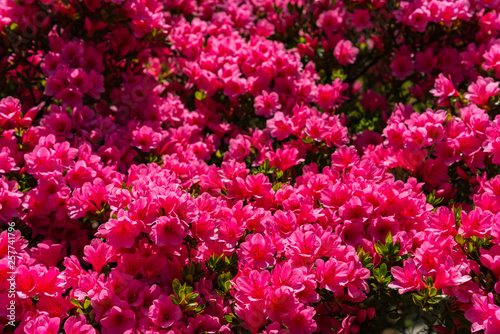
[
  {"x1": 374, "y1": 241, "x2": 385, "y2": 255},
  {"x1": 187, "y1": 293, "x2": 199, "y2": 303},
  {"x1": 224, "y1": 314, "x2": 235, "y2": 323},
  {"x1": 179, "y1": 288, "x2": 186, "y2": 301},
  {"x1": 83, "y1": 298, "x2": 92, "y2": 310},
  {"x1": 195, "y1": 90, "x2": 206, "y2": 101},
  {"x1": 454, "y1": 234, "x2": 465, "y2": 246},
  {"x1": 427, "y1": 298, "x2": 440, "y2": 304},
  {"x1": 70, "y1": 298, "x2": 83, "y2": 309},
  {"x1": 172, "y1": 278, "x2": 181, "y2": 296},
  {"x1": 412, "y1": 293, "x2": 424, "y2": 306},
  {"x1": 9, "y1": 22, "x2": 19, "y2": 31},
  {"x1": 385, "y1": 231, "x2": 393, "y2": 246},
  {"x1": 186, "y1": 303, "x2": 198, "y2": 311},
  {"x1": 171, "y1": 295, "x2": 180, "y2": 305},
  {"x1": 263, "y1": 159, "x2": 270, "y2": 170}
]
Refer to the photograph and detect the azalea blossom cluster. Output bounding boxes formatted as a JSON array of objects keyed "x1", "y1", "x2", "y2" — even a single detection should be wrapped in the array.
[{"x1": 3, "y1": 0, "x2": 500, "y2": 333}]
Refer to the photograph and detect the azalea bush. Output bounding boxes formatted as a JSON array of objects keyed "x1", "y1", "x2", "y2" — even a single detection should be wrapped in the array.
[{"x1": 2, "y1": 0, "x2": 500, "y2": 333}]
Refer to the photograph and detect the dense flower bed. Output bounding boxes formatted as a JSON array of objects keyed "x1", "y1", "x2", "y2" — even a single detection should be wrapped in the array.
[{"x1": 2, "y1": 0, "x2": 500, "y2": 333}]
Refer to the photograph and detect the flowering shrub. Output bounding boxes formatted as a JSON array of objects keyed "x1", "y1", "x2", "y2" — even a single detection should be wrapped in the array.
[{"x1": 3, "y1": 0, "x2": 500, "y2": 333}]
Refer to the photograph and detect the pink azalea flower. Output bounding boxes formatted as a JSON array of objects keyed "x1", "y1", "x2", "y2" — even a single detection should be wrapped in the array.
[
  {"x1": 101, "y1": 305, "x2": 136, "y2": 334},
  {"x1": 97, "y1": 214, "x2": 140, "y2": 249},
  {"x1": 334, "y1": 39, "x2": 359, "y2": 66},
  {"x1": 433, "y1": 257, "x2": 471, "y2": 290},
  {"x1": 273, "y1": 210, "x2": 298, "y2": 236},
  {"x1": 0, "y1": 176, "x2": 23, "y2": 222},
  {"x1": 283, "y1": 305, "x2": 317, "y2": 334},
  {"x1": 0, "y1": 96, "x2": 21, "y2": 127},
  {"x1": 388, "y1": 259, "x2": 426, "y2": 294},
  {"x1": 271, "y1": 146, "x2": 304, "y2": 172},
  {"x1": 316, "y1": 79, "x2": 348, "y2": 111},
  {"x1": 465, "y1": 293, "x2": 500, "y2": 333},
  {"x1": 17, "y1": 265, "x2": 40, "y2": 298},
  {"x1": 271, "y1": 262, "x2": 306, "y2": 292},
  {"x1": 37, "y1": 294, "x2": 70, "y2": 318},
  {"x1": 267, "y1": 112, "x2": 292, "y2": 140},
  {"x1": 330, "y1": 145, "x2": 360, "y2": 171},
  {"x1": 228, "y1": 134, "x2": 252, "y2": 161},
  {"x1": 288, "y1": 229, "x2": 322, "y2": 266},
  {"x1": 320, "y1": 182, "x2": 351, "y2": 208},
  {"x1": 315, "y1": 258, "x2": 349, "y2": 296},
  {"x1": 31, "y1": 240, "x2": 67, "y2": 267},
  {"x1": 83, "y1": 238, "x2": 116, "y2": 274},
  {"x1": 148, "y1": 294, "x2": 182, "y2": 329},
  {"x1": 391, "y1": 47, "x2": 414, "y2": 80},
  {"x1": 265, "y1": 286, "x2": 298, "y2": 322},
  {"x1": 66, "y1": 160, "x2": 97, "y2": 189},
  {"x1": 234, "y1": 301, "x2": 267, "y2": 334},
  {"x1": 430, "y1": 73, "x2": 459, "y2": 104},
  {"x1": 459, "y1": 208, "x2": 493, "y2": 238},
  {"x1": 245, "y1": 173, "x2": 272, "y2": 199},
  {"x1": 481, "y1": 245, "x2": 500, "y2": 279},
  {"x1": 422, "y1": 158, "x2": 450, "y2": 190},
  {"x1": 238, "y1": 233, "x2": 276, "y2": 269},
  {"x1": 150, "y1": 215, "x2": 186, "y2": 248},
  {"x1": 483, "y1": 43, "x2": 500, "y2": 77},
  {"x1": 186, "y1": 314, "x2": 221, "y2": 334},
  {"x1": 339, "y1": 196, "x2": 373, "y2": 223},
  {"x1": 465, "y1": 76, "x2": 500, "y2": 106},
  {"x1": 24, "y1": 314, "x2": 60, "y2": 334},
  {"x1": 426, "y1": 207, "x2": 457, "y2": 235},
  {"x1": 64, "y1": 314, "x2": 98, "y2": 334},
  {"x1": 254, "y1": 91, "x2": 281, "y2": 117},
  {"x1": 131, "y1": 125, "x2": 161, "y2": 152},
  {"x1": 235, "y1": 269, "x2": 271, "y2": 305},
  {"x1": 37, "y1": 266, "x2": 67, "y2": 297},
  {"x1": 316, "y1": 8, "x2": 344, "y2": 33}
]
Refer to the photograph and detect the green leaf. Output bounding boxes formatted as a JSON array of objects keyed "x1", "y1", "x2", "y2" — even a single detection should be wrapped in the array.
[
  {"x1": 385, "y1": 231, "x2": 393, "y2": 246},
  {"x1": 454, "y1": 205, "x2": 463, "y2": 224},
  {"x1": 172, "y1": 279, "x2": 181, "y2": 296},
  {"x1": 379, "y1": 263, "x2": 387, "y2": 277},
  {"x1": 83, "y1": 297, "x2": 92, "y2": 310},
  {"x1": 186, "y1": 302, "x2": 198, "y2": 311},
  {"x1": 454, "y1": 234, "x2": 465, "y2": 246},
  {"x1": 171, "y1": 295, "x2": 180, "y2": 305},
  {"x1": 195, "y1": 90, "x2": 206, "y2": 101},
  {"x1": 412, "y1": 293, "x2": 424, "y2": 306},
  {"x1": 331, "y1": 68, "x2": 347, "y2": 81},
  {"x1": 70, "y1": 298, "x2": 83, "y2": 309},
  {"x1": 301, "y1": 136, "x2": 314, "y2": 144},
  {"x1": 272, "y1": 182, "x2": 282, "y2": 191},
  {"x1": 224, "y1": 314, "x2": 235, "y2": 323},
  {"x1": 374, "y1": 241, "x2": 386, "y2": 255},
  {"x1": 179, "y1": 288, "x2": 186, "y2": 301},
  {"x1": 188, "y1": 293, "x2": 199, "y2": 303}
]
